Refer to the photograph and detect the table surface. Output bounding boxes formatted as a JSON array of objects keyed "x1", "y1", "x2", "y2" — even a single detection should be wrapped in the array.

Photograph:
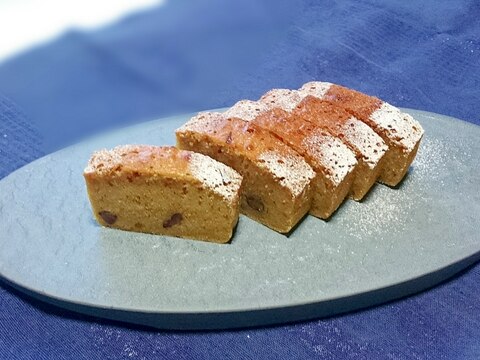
[{"x1": 1, "y1": 1, "x2": 479, "y2": 359}]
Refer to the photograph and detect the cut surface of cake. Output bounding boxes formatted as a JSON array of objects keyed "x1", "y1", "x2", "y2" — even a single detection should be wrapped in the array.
[
  {"x1": 292, "y1": 96, "x2": 388, "y2": 200},
  {"x1": 258, "y1": 89, "x2": 388, "y2": 200},
  {"x1": 227, "y1": 100, "x2": 357, "y2": 218},
  {"x1": 176, "y1": 112, "x2": 315, "y2": 233},
  {"x1": 300, "y1": 81, "x2": 424, "y2": 186},
  {"x1": 250, "y1": 107, "x2": 357, "y2": 218},
  {"x1": 84, "y1": 145, "x2": 243, "y2": 243}
]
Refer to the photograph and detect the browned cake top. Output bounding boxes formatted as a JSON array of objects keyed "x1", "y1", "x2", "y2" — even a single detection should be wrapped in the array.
[
  {"x1": 299, "y1": 82, "x2": 382, "y2": 119},
  {"x1": 293, "y1": 97, "x2": 388, "y2": 167},
  {"x1": 294, "y1": 96, "x2": 353, "y2": 124},
  {"x1": 252, "y1": 108, "x2": 357, "y2": 185},
  {"x1": 325, "y1": 85, "x2": 382, "y2": 120},
  {"x1": 223, "y1": 100, "x2": 270, "y2": 121},
  {"x1": 259, "y1": 89, "x2": 305, "y2": 112},
  {"x1": 227, "y1": 89, "x2": 387, "y2": 170},
  {"x1": 177, "y1": 112, "x2": 315, "y2": 196},
  {"x1": 226, "y1": 97, "x2": 358, "y2": 185},
  {"x1": 300, "y1": 82, "x2": 424, "y2": 151},
  {"x1": 84, "y1": 145, "x2": 242, "y2": 202}
]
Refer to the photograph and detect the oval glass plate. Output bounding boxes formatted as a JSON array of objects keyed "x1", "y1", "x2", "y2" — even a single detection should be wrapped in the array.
[{"x1": 0, "y1": 109, "x2": 479, "y2": 330}]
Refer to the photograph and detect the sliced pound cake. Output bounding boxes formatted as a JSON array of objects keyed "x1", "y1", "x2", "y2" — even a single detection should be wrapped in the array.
[
  {"x1": 226, "y1": 101, "x2": 357, "y2": 219},
  {"x1": 300, "y1": 82, "x2": 424, "y2": 186},
  {"x1": 258, "y1": 89, "x2": 387, "y2": 200},
  {"x1": 293, "y1": 96, "x2": 388, "y2": 200},
  {"x1": 176, "y1": 112, "x2": 315, "y2": 233},
  {"x1": 84, "y1": 145, "x2": 242, "y2": 243},
  {"x1": 251, "y1": 108, "x2": 357, "y2": 219}
]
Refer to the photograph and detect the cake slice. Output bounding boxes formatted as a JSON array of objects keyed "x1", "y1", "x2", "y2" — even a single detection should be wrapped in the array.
[
  {"x1": 176, "y1": 112, "x2": 315, "y2": 233},
  {"x1": 258, "y1": 89, "x2": 388, "y2": 200},
  {"x1": 226, "y1": 100, "x2": 357, "y2": 219},
  {"x1": 252, "y1": 108, "x2": 357, "y2": 219},
  {"x1": 300, "y1": 82, "x2": 424, "y2": 186},
  {"x1": 293, "y1": 96, "x2": 388, "y2": 200},
  {"x1": 84, "y1": 145, "x2": 242, "y2": 243}
]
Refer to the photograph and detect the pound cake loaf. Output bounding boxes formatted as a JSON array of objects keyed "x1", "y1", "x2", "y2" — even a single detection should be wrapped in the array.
[
  {"x1": 258, "y1": 89, "x2": 388, "y2": 200},
  {"x1": 300, "y1": 82, "x2": 424, "y2": 186},
  {"x1": 84, "y1": 145, "x2": 243, "y2": 243},
  {"x1": 176, "y1": 112, "x2": 315, "y2": 233},
  {"x1": 226, "y1": 100, "x2": 357, "y2": 219}
]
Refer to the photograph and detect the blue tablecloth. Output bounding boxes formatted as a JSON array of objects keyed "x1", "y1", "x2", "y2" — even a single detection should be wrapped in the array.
[{"x1": 1, "y1": 1, "x2": 479, "y2": 358}]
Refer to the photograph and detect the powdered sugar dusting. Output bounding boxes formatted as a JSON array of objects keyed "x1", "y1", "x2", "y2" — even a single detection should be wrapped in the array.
[
  {"x1": 257, "y1": 151, "x2": 315, "y2": 197},
  {"x1": 84, "y1": 145, "x2": 155, "y2": 174},
  {"x1": 338, "y1": 183, "x2": 415, "y2": 241},
  {"x1": 177, "y1": 112, "x2": 225, "y2": 133},
  {"x1": 260, "y1": 89, "x2": 305, "y2": 112},
  {"x1": 412, "y1": 135, "x2": 450, "y2": 186},
  {"x1": 224, "y1": 100, "x2": 269, "y2": 122},
  {"x1": 341, "y1": 117, "x2": 388, "y2": 168},
  {"x1": 85, "y1": 148, "x2": 123, "y2": 174},
  {"x1": 339, "y1": 135, "x2": 448, "y2": 241},
  {"x1": 299, "y1": 82, "x2": 425, "y2": 153},
  {"x1": 299, "y1": 81, "x2": 333, "y2": 98},
  {"x1": 188, "y1": 152, "x2": 242, "y2": 202},
  {"x1": 301, "y1": 132, "x2": 357, "y2": 185},
  {"x1": 370, "y1": 103, "x2": 424, "y2": 152}
]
